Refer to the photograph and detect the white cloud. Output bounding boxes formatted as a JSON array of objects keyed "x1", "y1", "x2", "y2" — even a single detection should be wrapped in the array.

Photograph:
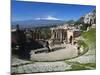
[{"x1": 35, "y1": 16, "x2": 60, "y2": 20}]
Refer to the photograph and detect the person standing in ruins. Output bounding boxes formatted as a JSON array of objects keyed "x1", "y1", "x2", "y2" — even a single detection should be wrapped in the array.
[{"x1": 46, "y1": 40, "x2": 51, "y2": 52}]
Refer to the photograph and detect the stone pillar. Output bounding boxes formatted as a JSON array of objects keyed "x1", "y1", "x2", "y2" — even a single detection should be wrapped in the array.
[
  {"x1": 55, "y1": 31, "x2": 57, "y2": 39},
  {"x1": 60, "y1": 30, "x2": 63, "y2": 42}
]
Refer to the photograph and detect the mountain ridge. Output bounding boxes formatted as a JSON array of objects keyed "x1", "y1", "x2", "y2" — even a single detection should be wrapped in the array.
[{"x1": 12, "y1": 19, "x2": 67, "y2": 28}]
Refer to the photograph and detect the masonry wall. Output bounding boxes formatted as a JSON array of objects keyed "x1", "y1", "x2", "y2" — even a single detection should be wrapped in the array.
[{"x1": 67, "y1": 30, "x2": 73, "y2": 43}]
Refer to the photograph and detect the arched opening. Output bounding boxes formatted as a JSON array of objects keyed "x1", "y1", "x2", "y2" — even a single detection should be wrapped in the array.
[{"x1": 69, "y1": 35, "x2": 73, "y2": 44}]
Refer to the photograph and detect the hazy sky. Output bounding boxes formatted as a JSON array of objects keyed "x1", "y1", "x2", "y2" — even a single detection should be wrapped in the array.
[{"x1": 11, "y1": 0, "x2": 95, "y2": 21}]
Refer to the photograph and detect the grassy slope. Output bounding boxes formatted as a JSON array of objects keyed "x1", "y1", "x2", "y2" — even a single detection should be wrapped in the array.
[
  {"x1": 81, "y1": 28, "x2": 96, "y2": 54},
  {"x1": 65, "y1": 61, "x2": 96, "y2": 71}
]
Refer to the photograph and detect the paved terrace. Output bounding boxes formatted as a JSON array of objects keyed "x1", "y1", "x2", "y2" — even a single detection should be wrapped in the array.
[
  {"x1": 12, "y1": 56, "x2": 70, "y2": 74},
  {"x1": 30, "y1": 44, "x2": 79, "y2": 61}
]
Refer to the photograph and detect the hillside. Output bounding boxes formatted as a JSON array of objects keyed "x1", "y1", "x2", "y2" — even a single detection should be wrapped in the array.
[
  {"x1": 81, "y1": 28, "x2": 96, "y2": 54},
  {"x1": 76, "y1": 9, "x2": 96, "y2": 25}
]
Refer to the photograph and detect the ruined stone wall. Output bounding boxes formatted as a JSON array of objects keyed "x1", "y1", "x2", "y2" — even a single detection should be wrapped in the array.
[{"x1": 67, "y1": 30, "x2": 73, "y2": 43}]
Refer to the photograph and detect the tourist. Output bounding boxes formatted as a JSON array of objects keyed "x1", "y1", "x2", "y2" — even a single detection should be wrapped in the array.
[
  {"x1": 46, "y1": 41, "x2": 51, "y2": 52},
  {"x1": 77, "y1": 46, "x2": 80, "y2": 55}
]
